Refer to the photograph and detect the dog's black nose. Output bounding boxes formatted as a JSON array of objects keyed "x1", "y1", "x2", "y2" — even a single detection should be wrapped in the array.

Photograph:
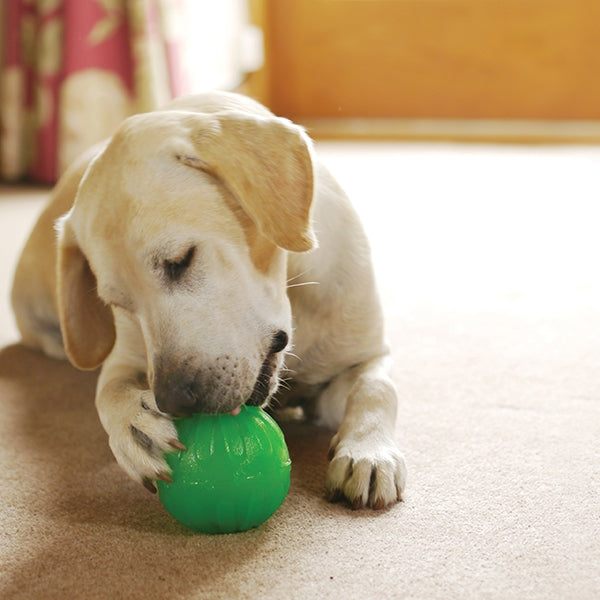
[{"x1": 270, "y1": 330, "x2": 289, "y2": 354}]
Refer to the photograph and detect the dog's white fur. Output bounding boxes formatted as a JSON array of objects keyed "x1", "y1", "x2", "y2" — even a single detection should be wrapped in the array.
[{"x1": 11, "y1": 91, "x2": 406, "y2": 509}]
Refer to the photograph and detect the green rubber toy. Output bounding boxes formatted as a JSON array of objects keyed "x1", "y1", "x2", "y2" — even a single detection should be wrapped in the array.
[{"x1": 157, "y1": 406, "x2": 291, "y2": 534}]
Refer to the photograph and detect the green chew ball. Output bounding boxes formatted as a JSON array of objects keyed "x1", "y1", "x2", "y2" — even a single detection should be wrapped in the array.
[{"x1": 157, "y1": 406, "x2": 291, "y2": 534}]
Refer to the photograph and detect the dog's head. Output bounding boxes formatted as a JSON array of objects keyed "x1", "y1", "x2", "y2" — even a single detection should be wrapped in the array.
[{"x1": 55, "y1": 103, "x2": 316, "y2": 415}]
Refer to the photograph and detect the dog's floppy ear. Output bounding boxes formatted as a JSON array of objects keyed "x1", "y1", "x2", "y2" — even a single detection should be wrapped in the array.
[
  {"x1": 180, "y1": 112, "x2": 317, "y2": 253},
  {"x1": 56, "y1": 216, "x2": 116, "y2": 370}
]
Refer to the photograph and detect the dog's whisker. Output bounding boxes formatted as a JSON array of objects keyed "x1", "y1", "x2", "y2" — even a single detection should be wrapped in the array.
[
  {"x1": 280, "y1": 366, "x2": 298, "y2": 379},
  {"x1": 284, "y1": 351, "x2": 301, "y2": 363},
  {"x1": 277, "y1": 378, "x2": 292, "y2": 393},
  {"x1": 286, "y1": 281, "x2": 319, "y2": 289},
  {"x1": 286, "y1": 267, "x2": 314, "y2": 284},
  {"x1": 268, "y1": 395, "x2": 282, "y2": 409}
]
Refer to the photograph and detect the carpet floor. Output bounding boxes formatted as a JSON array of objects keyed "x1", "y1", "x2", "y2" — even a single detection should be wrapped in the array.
[{"x1": 1, "y1": 142, "x2": 599, "y2": 599}]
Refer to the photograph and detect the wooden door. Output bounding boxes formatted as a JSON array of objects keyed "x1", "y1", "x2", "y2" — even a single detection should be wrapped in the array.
[{"x1": 260, "y1": 0, "x2": 600, "y2": 120}]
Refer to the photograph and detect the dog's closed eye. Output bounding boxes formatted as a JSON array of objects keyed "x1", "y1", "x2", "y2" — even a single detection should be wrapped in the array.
[{"x1": 163, "y1": 245, "x2": 196, "y2": 282}]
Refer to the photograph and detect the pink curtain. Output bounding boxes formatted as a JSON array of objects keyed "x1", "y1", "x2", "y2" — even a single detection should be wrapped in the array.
[{"x1": 1, "y1": 0, "x2": 189, "y2": 183}]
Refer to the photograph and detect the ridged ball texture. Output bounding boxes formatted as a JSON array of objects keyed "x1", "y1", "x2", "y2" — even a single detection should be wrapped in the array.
[{"x1": 157, "y1": 406, "x2": 291, "y2": 534}]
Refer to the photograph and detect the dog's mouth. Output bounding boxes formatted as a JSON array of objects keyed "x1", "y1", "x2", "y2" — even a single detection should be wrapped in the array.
[
  {"x1": 227, "y1": 357, "x2": 276, "y2": 416},
  {"x1": 155, "y1": 355, "x2": 278, "y2": 417},
  {"x1": 245, "y1": 354, "x2": 278, "y2": 408},
  {"x1": 154, "y1": 332, "x2": 287, "y2": 416}
]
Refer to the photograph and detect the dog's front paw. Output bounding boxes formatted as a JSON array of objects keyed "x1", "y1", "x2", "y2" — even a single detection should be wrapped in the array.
[
  {"x1": 326, "y1": 432, "x2": 407, "y2": 510},
  {"x1": 106, "y1": 390, "x2": 184, "y2": 493}
]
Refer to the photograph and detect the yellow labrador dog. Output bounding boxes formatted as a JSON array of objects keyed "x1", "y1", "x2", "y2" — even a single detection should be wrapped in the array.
[{"x1": 11, "y1": 91, "x2": 406, "y2": 509}]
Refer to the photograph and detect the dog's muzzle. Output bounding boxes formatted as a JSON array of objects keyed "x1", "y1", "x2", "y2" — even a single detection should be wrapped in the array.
[{"x1": 153, "y1": 330, "x2": 288, "y2": 416}]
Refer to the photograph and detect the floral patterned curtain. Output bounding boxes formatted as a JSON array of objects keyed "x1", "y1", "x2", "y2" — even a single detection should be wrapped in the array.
[{"x1": 0, "y1": 0, "x2": 189, "y2": 183}]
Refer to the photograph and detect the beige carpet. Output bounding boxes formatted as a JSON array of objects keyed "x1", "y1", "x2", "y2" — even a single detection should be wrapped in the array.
[{"x1": 1, "y1": 142, "x2": 599, "y2": 599}]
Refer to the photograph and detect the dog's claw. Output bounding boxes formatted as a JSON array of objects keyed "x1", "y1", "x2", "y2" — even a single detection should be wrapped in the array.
[
  {"x1": 351, "y1": 496, "x2": 364, "y2": 510},
  {"x1": 372, "y1": 497, "x2": 386, "y2": 510},
  {"x1": 168, "y1": 438, "x2": 186, "y2": 451},
  {"x1": 143, "y1": 478, "x2": 157, "y2": 494},
  {"x1": 156, "y1": 471, "x2": 173, "y2": 484},
  {"x1": 325, "y1": 487, "x2": 343, "y2": 504}
]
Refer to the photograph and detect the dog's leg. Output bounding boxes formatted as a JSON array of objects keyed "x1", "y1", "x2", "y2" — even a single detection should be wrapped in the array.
[
  {"x1": 95, "y1": 310, "x2": 181, "y2": 492},
  {"x1": 315, "y1": 354, "x2": 407, "y2": 509}
]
